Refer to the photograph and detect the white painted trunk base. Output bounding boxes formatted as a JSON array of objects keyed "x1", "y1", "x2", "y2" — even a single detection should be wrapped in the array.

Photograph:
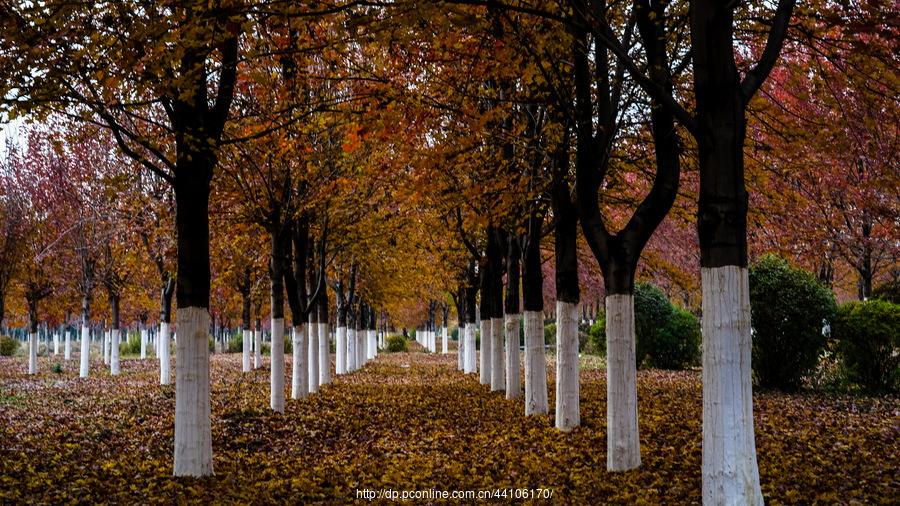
[
  {"x1": 464, "y1": 323, "x2": 476, "y2": 374},
  {"x1": 253, "y1": 330, "x2": 262, "y2": 369},
  {"x1": 491, "y1": 317, "x2": 505, "y2": 391},
  {"x1": 701, "y1": 266, "x2": 762, "y2": 505},
  {"x1": 159, "y1": 322, "x2": 171, "y2": 385},
  {"x1": 505, "y1": 314, "x2": 521, "y2": 399},
  {"x1": 479, "y1": 319, "x2": 491, "y2": 385},
  {"x1": 102, "y1": 331, "x2": 109, "y2": 365},
  {"x1": 524, "y1": 311, "x2": 548, "y2": 415},
  {"x1": 336, "y1": 326, "x2": 347, "y2": 375},
  {"x1": 308, "y1": 319, "x2": 319, "y2": 394},
  {"x1": 173, "y1": 307, "x2": 213, "y2": 477},
  {"x1": 79, "y1": 325, "x2": 90, "y2": 378},
  {"x1": 242, "y1": 329, "x2": 251, "y2": 372},
  {"x1": 64, "y1": 331, "x2": 71, "y2": 360},
  {"x1": 140, "y1": 329, "x2": 148, "y2": 359},
  {"x1": 28, "y1": 333, "x2": 37, "y2": 374},
  {"x1": 270, "y1": 318, "x2": 285, "y2": 412},
  {"x1": 606, "y1": 294, "x2": 641, "y2": 471},
  {"x1": 347, "y1": 329, "x2": 357, "y2": 372},
  {"x1": 53, "y1": 333, "x2": 59, "y2": 355},
  {"x1": 555, "y1": 301, "x2": 580, "y2": 431},
  {"x1": 319, "y1": 323, "x2": 331, "y2": 386},
  {"x1": 110, "y1": 329, "x2": 120, "y2": 376},
  {"x1": 291, "y1": 325, "x2": 308, "y2": 400},
  {"x1": 457, "y1": 327, "x2": 465, "y2": 370},
  {"x1": 367, "y1": 329, "x2": 377, "y2": 360},
  {"x1": 357, "y1": 329, "x2": 365, "y2": 367}
]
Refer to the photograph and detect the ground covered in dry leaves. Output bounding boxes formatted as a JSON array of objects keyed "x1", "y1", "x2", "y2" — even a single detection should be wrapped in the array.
[{"x1": 1, "y1": 347, "x2": 897, "y2": 504}]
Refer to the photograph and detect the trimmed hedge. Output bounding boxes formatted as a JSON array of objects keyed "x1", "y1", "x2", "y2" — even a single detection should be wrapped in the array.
[
  {"x1": 833, "y1": 299, "x2": 900, "y2": 393},
  {"x1": 749, "y1": 255, "x2": 837, "y2": 391}
]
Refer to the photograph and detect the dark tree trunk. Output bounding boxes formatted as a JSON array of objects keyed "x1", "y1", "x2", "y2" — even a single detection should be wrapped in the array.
[
  {"x1": 160, "y1": 275, "x2": 174, "y2": 324},
  {"x1": 505, "y1": 234, "x2": 521, "y2": 314},
  {"x1": 110, "y1": 293, "x2": 120, "y2": 330},
  {"x1": 174, "y1": 158, "x2": 213, "y2": 310},
  {"x1": 81, "y1": 294, "x2": 91, "y2": 329},
  {"x1": 269, "y1": 225, "x2": 286, "y2": 320},
  {"x1": 550, "y1": 146, "x2": 580, "y2": 304},
  {"x1": 522, "y1": 211, "x2": 544, "y2": 312},
  {"x1": 465, "y1": 258, "x2": 478, "y2": 324}
]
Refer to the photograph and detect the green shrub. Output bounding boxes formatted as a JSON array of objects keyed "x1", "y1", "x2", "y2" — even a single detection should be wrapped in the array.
[
  {"x1": 634, "y1": 283, "x2": 675, "y2": 368},
  {"x1": 451, "y1": 327, "x2": 459, "y2": 341},
  {"x1": 1, "y1": 336, "x2": 20, "y2": 356},
  {"x1": 749, "y1": 255, "x2": 837, "y2": 391},
  {"x1": 228, "y1": 332, "x2": 243, "y2": 353},
  {"x1": 386, "y1": 334, "x2": 407, "y2": 352},
  {"x1": 121, "y1": 332, "x2": 141, "y2": 355},
  {"x1": 872, "y1": 280, "x2": 900, "y2": 304},
  {"x1": 588, "y1": 317, "x2": 606, "y2": 356},
  {"x1": 261, "y1": 343, "x2": 271, "y2": 356},
  {"x1": 52, "y1": 362, "x2": 63, "y2": 374},
  {"x1": 544, "y1": 323, "x2": 555, "y2": 346},
  {"x1": 649, "y1": 307, "x2": 700, "y2": 370},
  {"x1": 833, "y1": 299, "x2": 900, "y2": 393}
]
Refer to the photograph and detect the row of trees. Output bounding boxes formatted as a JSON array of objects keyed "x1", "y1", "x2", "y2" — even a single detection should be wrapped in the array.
[{"x1": 0, "y1": 1, "x2": 895, "y2": 504}]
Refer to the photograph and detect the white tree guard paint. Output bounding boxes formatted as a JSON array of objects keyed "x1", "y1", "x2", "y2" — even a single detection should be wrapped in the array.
[
  {"x1": 524, "y1": 311, "x2": 548, "y2": 415},
  {"x1": 270, "y1": 318, "x2": 286, "y2": 412},
  {"x1": 53, "y1": 333, "x2": 59, "y2": 355},
  {"x1": 464, "y1": 323, "x2": 476, "y2": 374},
  {"x1": 457, "y1": 327, "x2": 464, "y2": 370},
  {"x1": 242, "y1": 329, "x2": 251, "y2": 372},
  {"x1": 140, "y1": 329, "x2": 147, "y2": 360},
  {"x1": 367, "y1": 329, "x2": 377, "y2": 360},
  {"x1": 102, "y1": 331, "x2": 109, "y2": 365},
  {"x1": 479, "y1": 319, "x2": 491, "y2": 385},
  {"x1": 291, "y1": 325, "x2": 308, "y2": 400},
  {"x1": 253, "y1": 330, "x2": 262, "y2": 370},
  {"x1": 490, "y1": 317, "x2": 505, "y2": 391},
  {"x1": 64, "y1": 331, "x2": 71, "y2": 360},
  {"x1": 606, "y1": 294, "x2": 641, "y2": 471},
  {"x1": 79, "y1": 325, "x2": 90, "y2": 378},
  {"x1": 160, "y1": 322, "x2": 171, "y2": 385},
  {"x1": 173, "y1": 307, "x2": 213, "y2": 477},
  {"x1": 110, "y1": 329, "x2": 120, "y2": 376},
  {"x1": 701, "y1": 266, "x2": 763, "y2": 506},
  {"x1": 28, "y1": 333, "x2": 37, "y2": 374},
  {"x1": 308, "y1": 318, "x2": 319, "y2": 394},
  {"x1": 347, "y1": 328, "x2": 357, "y2": 372},
  {"x1": 505, "y1": 314, "x2": 521, "y2": 399},
  {"x1": 555, "y1": 301, "x2": 580, "y2": 431},
  {"x1": 336, "y1": 326, "x2": 347, "y2": 375},
  {"x1": 441, "y1": 327, "x2": 448, "y2": 354},
  {"x1": 357, "y1": 329, "x2": 365, "y2": 367},
  {"x1": 319, "y1": 322, "x2": 330, "y2": 385}
]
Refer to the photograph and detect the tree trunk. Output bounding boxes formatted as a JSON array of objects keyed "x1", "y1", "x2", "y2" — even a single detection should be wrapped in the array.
[
  {"x1": 159, "y1": 322, "x2": 171, "y2": 385},
  {"x1": 64, "y1": 330, "x2": 71, "y2": 360},
  {"x1": 307, "y1": 309, "x2": 319, "y2": 394},
  {"x1": 172, "y1": 156, "x2": 214, "y2": 477},
  {"x1": 269, "y1": 228, "x2": 286, "y2": 412},
  {"x1": 606, "y1": 294, "x2": 640, "y2": 470},
  {"x1": 291, "y1": 324, "x2": 308, "y2": 399},
  {"x1": 79, "y1": 295, "x2": 91, "y2": 378},
  {"x1": 319, "y1": 291, "x2": 331, "y2": 386},
  {"x1": 109, "y1": 293, "x2": 120, "y2": 376}
]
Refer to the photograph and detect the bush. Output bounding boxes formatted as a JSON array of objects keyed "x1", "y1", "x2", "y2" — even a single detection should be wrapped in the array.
[
  {"x1": 121, "y1": 332, "x2": 141, "y2": 355},
  {"x1": 872, "y1": 280, "x2": 900, "y2": 304},
  {"x1": 833, "y1": 299, "x2": 900, "y2": 393},
  {"x1": 1, "y1": 336, "x2": 19, "y2": 356},
  {"x1": 544, "y1": 323, "x2": 555, "y2": 346},
  {"x1": 386, "y1": 334, "x2": 407, "y2": 353},
  {"x1": 228, "y1": 332, "x2": 243, "y2": 353},
  {"x1": 649, "y1": 307, "x2": 700, "y2": 370},
  {"x1": 634, "y1": 283, "x2": 675, "y2": 368},
  {"x1": 587, "y1": 317, "x2": 606, "y2": 356},
  {"x1": 0, "y1": 336, "x2": 19, "y2": 357},
  {"x1": 749, "y1": 255, "x2": 837, "y2": 391}
]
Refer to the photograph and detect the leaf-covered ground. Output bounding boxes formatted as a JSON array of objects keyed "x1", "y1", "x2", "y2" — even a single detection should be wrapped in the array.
[{"x1": 0, "y1": 348, "x2": 897, "y2": 504}]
